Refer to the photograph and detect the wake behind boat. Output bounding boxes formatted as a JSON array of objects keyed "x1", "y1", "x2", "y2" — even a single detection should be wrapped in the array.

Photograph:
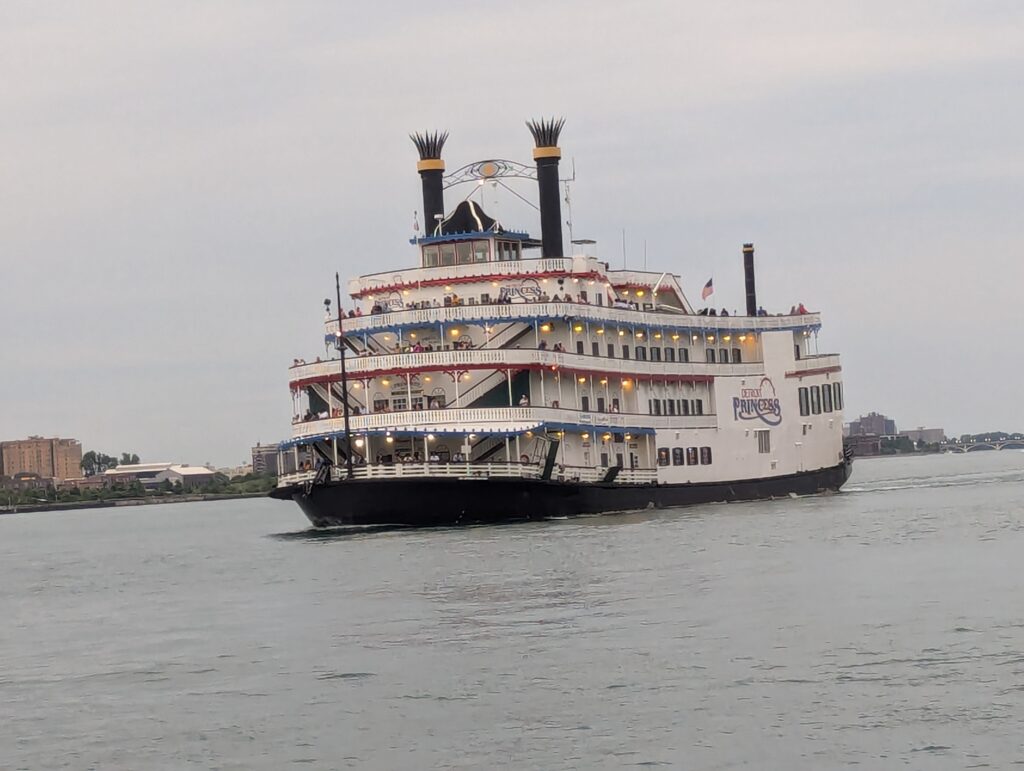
[{"x1": 270, "y1": 119, "x2": 852, "y2": 527}]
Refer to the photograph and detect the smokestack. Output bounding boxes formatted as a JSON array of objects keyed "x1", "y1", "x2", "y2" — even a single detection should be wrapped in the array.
[
  {"x1": 411, "y1": 131, "x2": 448, "y2": 236},
  {"x1": 743, "y1": 243, "x2": 757, "y2": 316},
  {"x1": 527, "y1": 117, "x2": 565, "y2": 258}
]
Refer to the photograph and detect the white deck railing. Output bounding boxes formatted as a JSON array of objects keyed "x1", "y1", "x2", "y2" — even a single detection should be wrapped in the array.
[
  {"x1": 291, "y1": 406, "x2": 717, "y2": 439},
  {"x1": 289, "y1": 349, "x2": 766, "y2": 383},
  {"x1": 278, "y1": 461, "x2": 658, "y2": 487},
  {"x1": 348, "y1": 257, "x2": 586, "y2": 296}
]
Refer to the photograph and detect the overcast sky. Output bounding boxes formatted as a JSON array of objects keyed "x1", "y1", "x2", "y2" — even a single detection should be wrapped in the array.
[{"x1": 2, "y1": 1, "x2": 1021, "y2": 466}]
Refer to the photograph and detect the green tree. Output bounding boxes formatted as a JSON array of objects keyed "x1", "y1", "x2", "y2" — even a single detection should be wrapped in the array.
[
  {"x1": 120, "y1": 452, "x2": 140, "y2": 466},
  {"x1": 81, "y1": 451, "x2": 97, "y2": 477}
]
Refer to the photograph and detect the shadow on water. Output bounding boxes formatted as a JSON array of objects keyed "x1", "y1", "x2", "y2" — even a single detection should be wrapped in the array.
[
  {"x1": 269, "y1": 525, "x2": 411, "y2": 542},
  {"x1": 267, "y1": 504, "x2": 719, "y2": 542}
]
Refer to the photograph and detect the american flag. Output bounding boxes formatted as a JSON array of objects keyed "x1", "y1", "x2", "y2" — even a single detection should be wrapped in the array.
[{"x1": 701, "y1": 278, "x2": 714, "y2": 300}]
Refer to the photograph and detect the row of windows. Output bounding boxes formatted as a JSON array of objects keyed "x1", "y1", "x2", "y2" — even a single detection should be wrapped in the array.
[
  {"x1": 576, "y1": 341, "x2": 699, "y2": 362},
  {"x1": 658, "y1": 446, "x2": 713, "y2": 466},
  {"x1": 798, "y1": 382, "x2": 844, "y2": 416},
  {"x1": 571, "y1": 340, "x2": 744, "y2": 364},
  {"x1": 649, "y1": 398, "x2": 704, "y2": 416},
  {"x1": 421, "y1": 240, "x2": 522, "y2": 267},
  {"x1": 706, "y1": 348, "x2": 743, "y2": 364},
  {"x1": 579, "y1": 396, "x2": 620, "y2": 413}
]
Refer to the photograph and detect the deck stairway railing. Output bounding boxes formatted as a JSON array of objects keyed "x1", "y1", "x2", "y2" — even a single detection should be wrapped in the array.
[{"x1": 482, "y1": 321, "x2": 533, "y2": 350}]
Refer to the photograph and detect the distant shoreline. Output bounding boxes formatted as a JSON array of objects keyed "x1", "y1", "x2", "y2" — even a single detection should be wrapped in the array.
[{"x1": 0, "y1": 491, "x2": 267, "y2": 515}]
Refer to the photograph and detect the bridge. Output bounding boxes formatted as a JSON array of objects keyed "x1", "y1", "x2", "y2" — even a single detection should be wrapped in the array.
[{"x1": 941, "y1": 439, "x2": 1024, "y2": 453}]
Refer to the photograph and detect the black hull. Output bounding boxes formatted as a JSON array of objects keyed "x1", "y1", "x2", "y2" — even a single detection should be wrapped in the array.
[{"x1": 270, "y1": 459, "x2": 853, "y2": 528}]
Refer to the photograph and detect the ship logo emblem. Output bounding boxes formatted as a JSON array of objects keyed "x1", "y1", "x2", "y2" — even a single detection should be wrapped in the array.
[{"x1": 733, "y1": 377, "x2": 782, "y2": 426}]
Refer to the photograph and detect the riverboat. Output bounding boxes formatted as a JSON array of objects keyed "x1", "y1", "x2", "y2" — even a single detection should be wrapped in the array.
[{"x1": 270, "y1": 119, "x2": 852, "y2": 527}]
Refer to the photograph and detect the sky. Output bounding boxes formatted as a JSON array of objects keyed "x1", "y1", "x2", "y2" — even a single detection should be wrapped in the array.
[{"x1": 1, "y1": 1, "x2": 1021, "y2": 467}]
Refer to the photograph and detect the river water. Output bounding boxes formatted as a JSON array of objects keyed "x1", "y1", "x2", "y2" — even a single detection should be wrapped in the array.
[{"x1": 2, "y1": 451, "x2": 1023, "y2": 769}]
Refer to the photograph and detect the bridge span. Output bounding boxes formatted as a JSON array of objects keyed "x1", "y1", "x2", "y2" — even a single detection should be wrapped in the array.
[{"x1": 941, "y1": 439, "x2": 1024, "y2": 453}]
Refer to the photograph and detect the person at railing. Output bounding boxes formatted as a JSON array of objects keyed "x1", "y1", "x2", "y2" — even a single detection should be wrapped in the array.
[
  {"x1": 563, "y1": 293, "x2": 574, "y2": 302},
  {"x1": 537, "y1": 339, "x2": 548, "y2": 350},
  {"x1": 551, "y1": 293, "x2": 561, "y2": 302},
  {"x1": 720, "y1": 308, "x2": 729, "y2": 316},
  {"x1": 429, "y1": 452, "x2": 440, "y2": 462},
  {"x1": 519, "y1": 394, "x2": 530, "y2": 407},
  {"x1": 552, "y1": 342, "x2": 564, "y2": 352},
  {"x1": 757, "y1": 305, "x2": 768, "y2": 316},
  {"x1": 412, "y1": 342, "x2": 424, "y2": 353},
  {"x1": 797, "y1": 302, "x2": 808, "y2": 314}
]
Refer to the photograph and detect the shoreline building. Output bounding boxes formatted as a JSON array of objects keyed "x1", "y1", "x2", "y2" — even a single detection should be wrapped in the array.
[
  {"x1": 0, "y1": 436, "x2": 82, "y2": 483},
  {"x1": 103, "y1": 463, "x2": 216, "y2": 491},
  {"x1": 845, "y1": 412, "x2": 896, "y2": 438}
]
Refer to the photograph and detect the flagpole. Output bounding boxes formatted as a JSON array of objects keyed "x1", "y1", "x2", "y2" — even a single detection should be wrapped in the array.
[{"x1": 335, "y1": 272, "x2": 354, "y2": 480}]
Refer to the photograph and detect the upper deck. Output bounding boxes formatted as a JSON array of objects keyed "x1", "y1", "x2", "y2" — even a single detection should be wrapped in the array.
[{"x1": 329, "y1": 301, "x2": 822, "y2": 338}]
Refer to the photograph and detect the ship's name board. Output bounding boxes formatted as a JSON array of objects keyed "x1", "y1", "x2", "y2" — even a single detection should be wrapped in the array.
[
  {"x1": 498, "y1": 279, "x2": 542, "y2": 302},
  {"x1": 733, "y1": 377, "x2": 782, "y2": 426}
]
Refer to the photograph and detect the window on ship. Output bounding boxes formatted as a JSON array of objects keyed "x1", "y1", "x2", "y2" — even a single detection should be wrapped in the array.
[
  {"x1": 798, "y1": 387, "x2": 810, "y2": 416},
  {"x1": 422, "y1": 244, "x2": 440, "y2": 268},
  {"x1": 706, "y1": 349, "x2": 716, "y2": 363},
  {"x1": 822, "y1": 383, "x2": 833, "y2": 412},
  {"x1": 440, "y1": 243, "x2": 456, "y2": 266},
  {"x1": 810, "y1": 386, "x2": 821, "y2": 414}
]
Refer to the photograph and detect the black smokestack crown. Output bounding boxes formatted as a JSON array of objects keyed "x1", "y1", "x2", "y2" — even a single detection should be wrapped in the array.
[
  {"x1": 411, "y1": 130, "x2": 448, "y2": 235},
  {"x1": 527, "y1": 117, "x2": 565, "y2": 258},
  {"x1": 743, "y1": 243, "x2": 757, "y2": 316}
]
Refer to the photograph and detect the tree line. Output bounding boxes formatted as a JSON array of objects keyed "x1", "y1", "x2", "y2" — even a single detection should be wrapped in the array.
[{"x1": 80, "y1": 451, "x2": 140, "y2": 476}]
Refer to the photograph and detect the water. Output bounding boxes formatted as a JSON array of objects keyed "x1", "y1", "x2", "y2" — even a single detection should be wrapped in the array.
[{"x1": 2, "y1": 451, "x2": 1024, "y2": 769}]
